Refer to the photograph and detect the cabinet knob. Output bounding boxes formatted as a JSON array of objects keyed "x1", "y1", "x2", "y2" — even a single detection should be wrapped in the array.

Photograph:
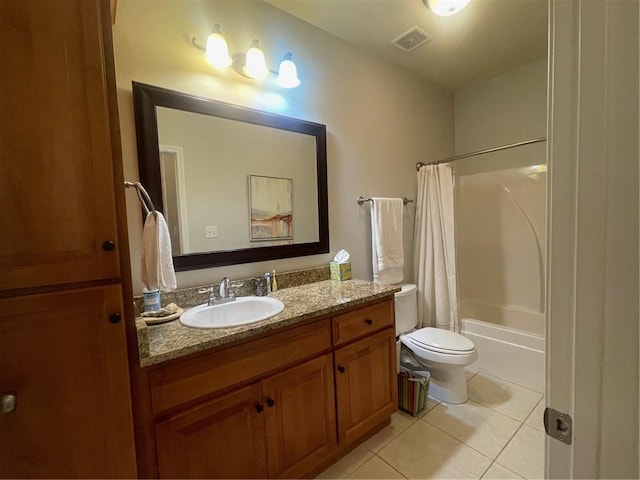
[
  {"x1": 102, "y1": 240, "x2": 116, "y2": 252},
  {"x1": 337, "y1": 366, "x2": 346, "y2": 373},
  {"x1": 255, "y1": 403, "x2": 264, "y2": 413},
  {"x1": 1, "y1": 393, "x2": 17, "y2": 414},
  {"x1": 365, "y1": 318, "x2": 373, "y2": 325},
  {"x1": 266, "y1": 398, "x2": 275, "y2": 407},
  {"x1": 109, "y1": 313, "x2": 122, "y2": 324}
]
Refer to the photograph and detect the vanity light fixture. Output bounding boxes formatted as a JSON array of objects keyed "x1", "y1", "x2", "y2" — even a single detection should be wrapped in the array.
[
  {"x1": 424, "y1": 0, "x2": 471, "y2": 16},
  {"x1": 244, "y1": 39, "x2": 269, "y2": 79},
  {"x1": 204, "y1": 25, "x2": 232, "y2": 69},
  {"x1": 277, "y1": 52, "x2": 301, "y2": 88},
  {"x1": 192, "y1": 27, "x2": 301, "y2": 88}
]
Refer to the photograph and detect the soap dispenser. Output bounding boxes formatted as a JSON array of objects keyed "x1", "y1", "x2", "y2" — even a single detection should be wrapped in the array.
[{"x1": 271, "y1": 269, "x2": 278, "y2": 292}]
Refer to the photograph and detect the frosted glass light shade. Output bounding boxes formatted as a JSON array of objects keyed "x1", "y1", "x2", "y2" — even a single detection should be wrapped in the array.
[
  {"x1": 205, "y1": 26, "x2": 231, "y2": 69},
  {"x1": 244, "y1": 40, "x2": 269, "y2": 79},
  {"x1": 277, "y1": 53, "x2": 300, "y2": 88},
  {"x1": 425, "y1": 0, "x2": 471, "y2": 16}
]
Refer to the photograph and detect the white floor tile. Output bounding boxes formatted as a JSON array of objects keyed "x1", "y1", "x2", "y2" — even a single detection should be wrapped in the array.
[
  {"x1": 467, "y1": 373, "x2": 543, "y2": 421},
  {"x1": 315, "y1": 444, "x2": 374, "y2": 479},
  {"x1": 524, "y1": 397, "x2": 545, "y2": 432},
  {"x1": 347, "y1": 455, "x2": 406, "y2": 479},
  {"x1": 379, "y1": 421, "x2": 492, "y2": 479},
  {"x1": 497, "y1": 425, "x2": 545, "y2": 479},
  {"x1": 364, "y1": 410, "x2": 417, "y2": 453},
  {"x1": 482, "y1": 462, "x2": 524, "y2": 479},
  {"x1": 422, "y1": 400, "x2": 521, "y2": 459},
  {"x1": 416, "y1": 395, "x2": 441, "y2": 418}
]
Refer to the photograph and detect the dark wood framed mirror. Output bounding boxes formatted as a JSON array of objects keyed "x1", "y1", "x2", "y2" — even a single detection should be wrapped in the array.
[{"x1": 132, "y1": 82, "x2": 329, "y2": 271}]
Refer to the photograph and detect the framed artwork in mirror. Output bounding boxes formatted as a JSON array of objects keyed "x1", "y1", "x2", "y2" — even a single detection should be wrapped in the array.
[{"x1": 249, "y1": 175, "x2": 293, "y2": 242}]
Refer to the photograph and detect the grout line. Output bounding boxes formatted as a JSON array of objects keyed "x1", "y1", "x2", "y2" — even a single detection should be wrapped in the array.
[
  {"x1": 480, "y1": 460, "x2": 526, "y2": 480},
  {"x1": 473, "y1": 371, "x2": 545, "y2": 395},
  {"x1": 362, "y1": 411, "x2": 419, "y2": 454},
  {"x1": 480, "y1": 460, "x2": 495, "y2": 479},
  {"x1": 464, "y1": 385, "x2": 541, "y2": 423},
  {"x1": 374, "y1": 453, "x2": 410, "y2": 479},
  {"x1": 494, "y1": 461, "x2": 527, "y2": 479},
  {"x1": 417, "y1": 415, "x2": 494, "y2": 461},
  {"x1": 523, "y1": 395, "x2": 545, "y2": 428},
  {"x1": 420, "y1": 399, "x2": 530, "y2": 465},
  {"x1": 492, "y1": 418, "x2": 528, "y2": 467}
]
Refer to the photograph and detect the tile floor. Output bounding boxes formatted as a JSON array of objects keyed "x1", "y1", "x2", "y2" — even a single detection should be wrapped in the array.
[{"x1": 317, "y1": 372, "x2": 545, "y2": 480}]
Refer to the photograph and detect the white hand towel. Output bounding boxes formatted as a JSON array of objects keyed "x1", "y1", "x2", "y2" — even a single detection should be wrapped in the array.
[
  {"x1": 140, "y1": 211, "x2": 177, "y2": 292},
  {"x1": 370, "y1": 197, "x2": 404, "y2": 284}
]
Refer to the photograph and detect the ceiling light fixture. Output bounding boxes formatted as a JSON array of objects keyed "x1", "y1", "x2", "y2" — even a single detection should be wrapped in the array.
[
  {"x1": 192, "y1": 27, "x2": 301, "y2": 88},
  {"x1": 424, "y1": 0, "x2": 471, "y2": 17}
]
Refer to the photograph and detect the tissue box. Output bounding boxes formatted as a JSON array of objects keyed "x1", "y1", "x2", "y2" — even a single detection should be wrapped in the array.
[{"x1": 330, "y1": 262, "x2": 352, "y2": 281}]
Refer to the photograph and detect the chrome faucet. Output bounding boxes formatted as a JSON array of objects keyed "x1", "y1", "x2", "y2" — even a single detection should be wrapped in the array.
[
  {"x1": 219, "y1": 277, "x2": 232, "y2": 300},
  {"x1": 199, "y1": 277, "x2": 236, "y2": 306},
  {"x1": 214, "y1": 277, "x2": 236, "y2": 303}
]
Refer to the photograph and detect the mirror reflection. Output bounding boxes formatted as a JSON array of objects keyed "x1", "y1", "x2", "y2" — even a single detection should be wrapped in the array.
[
  {"x1": 133, "y1": 82, "x2": 329, "y2": 271},
  {"x1": 156, "y1": 107, "x2": 319, "y2": 254}
]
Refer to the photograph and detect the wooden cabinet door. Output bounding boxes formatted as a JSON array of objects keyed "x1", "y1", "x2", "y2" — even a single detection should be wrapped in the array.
[
  {"x1": 156, "y1": 384, "x2": 267, "y2": 479},
  {"x1": 262, "y1": 354, "x2": 337, "y2": 478},
  {"x1": 334, "y1": 328, "x2": 397, "y2": 446},
  {"x1": 0, "y1": 286, "x2": 136, "y2": 478},
  {"x1": 0, "y1": 0, "x2": 121, "y2": 291}
]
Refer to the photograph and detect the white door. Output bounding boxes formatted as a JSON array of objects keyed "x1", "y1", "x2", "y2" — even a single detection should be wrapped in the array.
[{"x1": 546, "y1": 0, "x2": 639, "y2": 478}]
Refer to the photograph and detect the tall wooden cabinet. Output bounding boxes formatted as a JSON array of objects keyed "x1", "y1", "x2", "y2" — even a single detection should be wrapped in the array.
[{"x1": 0, "y1": 0, "x2": 137, "y2": 477}]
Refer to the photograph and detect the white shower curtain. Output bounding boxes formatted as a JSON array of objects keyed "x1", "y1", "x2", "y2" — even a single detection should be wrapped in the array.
[{"x1": 413, "y1": 163, "x2": 459, "y2": 331}]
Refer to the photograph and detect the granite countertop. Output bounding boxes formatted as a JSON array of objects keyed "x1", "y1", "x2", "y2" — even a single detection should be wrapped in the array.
[{"x1": 136, "y1": 279, "x2": 400, "y2": 367}]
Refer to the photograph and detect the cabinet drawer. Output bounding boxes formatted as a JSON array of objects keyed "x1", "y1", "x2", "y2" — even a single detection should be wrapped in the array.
[
  {"x1": 149, "y1": 319, "x2": 331, "y2": 414},
  {"x1": 332, "y1": 299, "x2": 394, "y2": 346}
]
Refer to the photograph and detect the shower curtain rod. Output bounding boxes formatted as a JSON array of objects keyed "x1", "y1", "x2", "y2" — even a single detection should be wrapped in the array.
[{"x1": 416, "y1": 137, "x2": 547, "y2": 171}]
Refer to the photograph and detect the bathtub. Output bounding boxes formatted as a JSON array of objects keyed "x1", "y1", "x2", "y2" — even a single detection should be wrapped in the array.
[{"x1": 461, "y1": 318, "x2": 545, "y2": 393}]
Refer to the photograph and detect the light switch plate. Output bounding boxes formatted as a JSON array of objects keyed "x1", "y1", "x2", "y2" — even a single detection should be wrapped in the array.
[{"x1": 205, "y1": 226, "x2": 218, "y2": 238}]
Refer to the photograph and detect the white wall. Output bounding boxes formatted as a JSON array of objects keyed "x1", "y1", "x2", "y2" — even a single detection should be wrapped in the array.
[
  {"x1": 455, "y1": 57, "x2": 547, "y2": 158},
  {"x1": 113, "y1": 0, "x2": 453, "y2": 294}
]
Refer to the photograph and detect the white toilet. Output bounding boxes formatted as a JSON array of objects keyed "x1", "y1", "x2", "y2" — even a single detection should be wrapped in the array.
[{"x1": 395, "y1": 284, "x2": 477, "y2": 404}]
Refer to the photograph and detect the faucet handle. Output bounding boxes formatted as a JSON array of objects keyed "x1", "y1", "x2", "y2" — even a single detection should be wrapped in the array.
[
  {"x1": 198, "y1": 287, "x2": 214, "y2": 294},
  {"x1": 255, "y1": 276, "x2": 269, "y2": 296}
]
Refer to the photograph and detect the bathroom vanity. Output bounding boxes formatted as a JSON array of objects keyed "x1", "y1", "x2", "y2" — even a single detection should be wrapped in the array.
[{"x1": 134, "y1": 280, "x2": 399, "y2": 478}]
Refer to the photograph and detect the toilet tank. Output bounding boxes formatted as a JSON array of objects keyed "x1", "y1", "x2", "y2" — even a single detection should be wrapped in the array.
[{"x1": 394, "y1": 284, "x2": 418, "y2": 334}]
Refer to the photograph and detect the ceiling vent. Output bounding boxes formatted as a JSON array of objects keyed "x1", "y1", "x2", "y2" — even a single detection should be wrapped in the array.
[{"x1": 391, "y1": 27, "x2": 433, "y2": 52}]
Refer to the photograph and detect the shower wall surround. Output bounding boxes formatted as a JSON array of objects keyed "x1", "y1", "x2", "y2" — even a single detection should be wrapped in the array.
[
  {"x1": 454, "y1": 58, "x2": 547, "y2": 336},
  {"x1": 457, "y1": 166, "x2": 546, "y2": 335}
]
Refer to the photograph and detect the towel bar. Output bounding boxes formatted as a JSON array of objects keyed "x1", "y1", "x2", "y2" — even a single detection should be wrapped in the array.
[
  {"x1": 357, "y1": 196, "x2": 413, "y2": 206},
  {"x1": 124, "y1": 181, "x2": 156, "y2": 215}
]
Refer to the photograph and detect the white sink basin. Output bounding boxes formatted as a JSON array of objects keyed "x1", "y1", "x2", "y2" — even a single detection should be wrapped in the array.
[{"x1": 180, "y1": 296, "x2": 285, "y2": 329}]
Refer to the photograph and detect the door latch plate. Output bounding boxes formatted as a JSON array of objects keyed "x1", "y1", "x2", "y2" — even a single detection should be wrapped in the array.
[{"x1": 544, "y1": 407, "x2": 572, "y2": 445}]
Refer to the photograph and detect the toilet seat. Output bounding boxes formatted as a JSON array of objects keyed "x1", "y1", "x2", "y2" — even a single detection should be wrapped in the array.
[{"x1": 404, "y1": 327, "x2": 475, "y2": 355}]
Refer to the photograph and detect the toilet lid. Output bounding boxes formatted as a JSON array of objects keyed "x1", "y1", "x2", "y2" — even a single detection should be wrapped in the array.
[{"x1": 406, "y1": 327, "x2": 475, "y2": 354}]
